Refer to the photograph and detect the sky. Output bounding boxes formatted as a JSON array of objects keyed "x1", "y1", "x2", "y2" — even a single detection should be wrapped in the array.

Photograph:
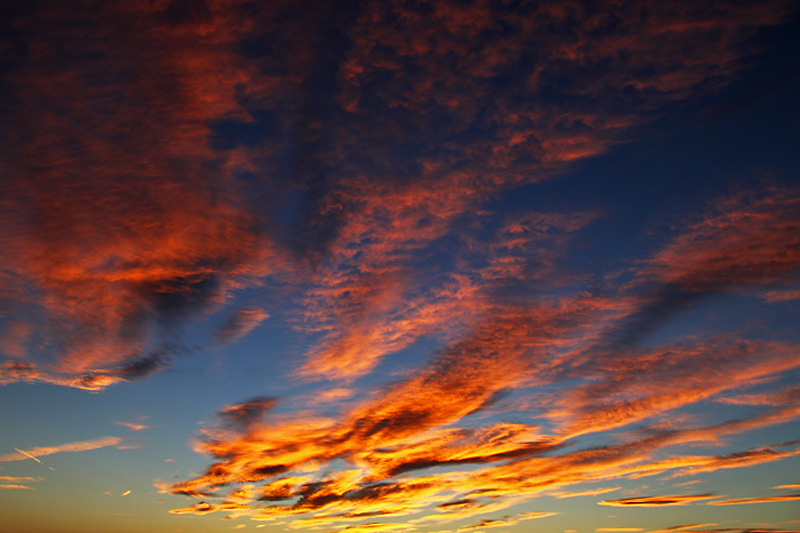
[{"x1": 0, "y1": 0, "x2": 799, "y2": 532}]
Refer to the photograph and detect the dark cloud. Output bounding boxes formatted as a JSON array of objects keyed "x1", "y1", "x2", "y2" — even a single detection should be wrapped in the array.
[
  {"x1": 219, "y1": 396, "x2": 280, "y2": 429},
  {"x1": 599, "y1": 494, "x2": 718, "y2": 506},
  {"x1": 213, "y1": 307, "x2": 269, "y2": 345}
]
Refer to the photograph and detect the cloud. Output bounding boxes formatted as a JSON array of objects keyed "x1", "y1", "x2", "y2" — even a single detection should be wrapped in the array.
[
  {"x1": 284, "y1": 0, "x2": 791, "y2": 384},
  {"x1": 322, "y1": 524, "x2": 415, "y2": 533},
  {"x1": 114, "y1": 418, "x2": 149, "y2": 432},
  {"x1": 642, "y1": 186, "x2": 800, "y2": 292},
  {"x1": 213, "y1": 307, "x2": 270, "y2": 345},
  {"x1": 0, "y1": 484, "x2": 36, "y2": 490},
  {"x1": 707, "y1": 493, "x2": 800, "y2": 506},
  {"x1": 646, "y1": 525, "x2": 720, "y2": 533},
  {"x1": 715, "y1": 385, "x2": 800, "y2": 407},
  {"x1": 554, "y1": 339, "x2": 800, "y2": 439},
  {"x1": 167, "y1": 179, "x2": 800, "y2": 527},
  {"x1": 456, "y1": 511, "x2": 558, "y2": 531},
  {"x1": 761, "y1": 289, "x2": 800, "y2": 303},
  {"x1": 2, "y1": 0, "x2": 793, "y2": 394},
  {"x1": 169, "y1": 501, "x2": 217, "y2": 515},
  {"x1": 599, "y1": 494, "x2": 719, "y2": 507},
  {"x1": 590, "y1": 186, "x2": 800, "y2": 352},
  {"x1": 169, "y1": 327, "x2": 800, "y2": 526},
  {"x1": 549, "y1": 487, "x2": 621, "y2": 498},
  {"x1": 0, "y1": 437, "x2": 124, "y2": 462},
  {"x1": 293, "y1": 211, "x2": 595, "y2": 382},
  {"x1": 0, "y1": 476, "x2": 43, "y2": 482},
  {"x1": 4, "y1": 0, "x2": 794, "y2": 530},
  {"x1": 0, "y1": 0, "x2": 283, "y2": 389},
  {"x1": 652, "y1": 530, "x2": 800, "y2": 533},
  {"x1": 218, "y1": 396, "x2": 280, "y2": 430}
]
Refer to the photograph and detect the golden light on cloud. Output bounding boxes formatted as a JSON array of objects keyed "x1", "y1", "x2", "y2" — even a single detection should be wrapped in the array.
[
  {"x1": 0, "y1": 484, "x2": 36, "y2": 490},
  {"x1": 599, "y1": 494, "x2": 719, "y2": 507},
  {"x1": 114, "y1": 421, "x2": 149, "y2": 432},
  {"x1": 1, "y1": 1, "x2": 799, "y2": 532},
  {"x1": 0, "y1": 437, "x2": 123, "y2": 462},
  {"x1": 707, "y1": 493, "x2": 800, "y2": 506}
]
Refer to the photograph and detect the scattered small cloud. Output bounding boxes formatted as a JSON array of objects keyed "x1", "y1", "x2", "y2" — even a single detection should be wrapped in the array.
[
  {"x1": 213, "y1": 307, "x2": 270, "y2": 346},
  {"x1": 114, "y1": 417, "x2": 149, "y2": 432}
]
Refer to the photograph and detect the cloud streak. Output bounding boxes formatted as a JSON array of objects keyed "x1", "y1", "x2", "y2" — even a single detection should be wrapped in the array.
[
  {"x1": 599, "y1": 494, "x2": 719, "y2": 507},
  {"x1": 0, "y1": 437, "x2": 123, "y2": 462}
]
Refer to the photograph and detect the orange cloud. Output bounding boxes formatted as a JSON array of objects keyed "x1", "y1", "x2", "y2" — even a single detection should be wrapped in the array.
[
  {"x1": 715, "y1": 385, "x2": 800, "y2": 407},
  {"x1": 1, "y1": 0, "x2": 765, "y2": 529},
  {"x1": 0, "y1": 476, "x2": 43, "y2": 482},
  {"x1": 599, "y1": 494, "x2": 719, "y2": 507},
  {"x1": 642, "y1": 186, "x2": 800, "y2": 292},
  {"x1": 646, "y1": 525, "x2": 720, "y2": 533},
  {"x1": 169, "y1": 363, "x2": 800, "y2": 528},
  {"x1": 456, "y1": 511, "x2": 558, "y2": 531},
  {"x1": 761, "y1": 289, "x2": 800, "y2": 303},
  {"x1": 2, "y1": 0, "x2": 791, "y2": 399},
  {"x1": 169, "y1": 501, "x2": 217, "y2": 515},
  {"x1": 555, "y1": 340, "x2": 800, "y2": 439},
  {"x1": 707, "y1": 494, "x2": 800, "y2": 506},
  {"x1": 550, "y1": 487, "x2": 621, "y2": 498},
  {"x1": 0, "y1": 0, "x2": 284, "y2": 389},
  {"x1": 213, "y1": 307, "x2": 270, "y2": 345},
  {"x1": 168, "y1": 284, "x2": 800, "y2": 527},
  {"x1": 114, "y1": 417, "x2": 149, "y2": 432},
  {"x1": 0, "y1": 484, "x2": 36, "y2": 490},
  {"x1": 283, "y1": 0, "x2": 792, "y2": 387}
]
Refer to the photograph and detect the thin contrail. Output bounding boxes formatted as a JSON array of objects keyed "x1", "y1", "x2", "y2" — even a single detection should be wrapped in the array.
[{"x1": 14, "y1": 448, "x2": 55, "y2": 470}]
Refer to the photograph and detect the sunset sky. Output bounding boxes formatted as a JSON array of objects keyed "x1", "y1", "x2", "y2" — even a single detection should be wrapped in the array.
[{"x1": 1, "y1": 1, "x2": 799, "y2": 532}]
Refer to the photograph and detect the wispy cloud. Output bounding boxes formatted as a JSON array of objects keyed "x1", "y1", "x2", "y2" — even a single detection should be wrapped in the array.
[
  {"x1": 599, "y1": 494, "x2": 719, "y2": 507},
  {"x1": 0, "y1": 437, "x2": 123, "y2": 462},
  {"x1": 645, "y1": 525, "x2": 720, "y2": 533},
  {"x1": 550, "y1": 487, "x2": 621, "y2": 498},
  {"x1": 707, "y1": 493, "x2": 800, "y2": 506},
  {"x1": 0, "y1": 484, "x2": 36, "y2": 490},
  {"x1": 114, "y1": 417, "x2": 149, "y2": 432},
  {"x1": 213, "y1": 307, "x2": 270, "y2": 345},
  {"x1": 0, "y1": 476, "x2": 43, "y2": 482},
  {"x1": 456, "y1": 511, "x2": 558, "y2": 531}
]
